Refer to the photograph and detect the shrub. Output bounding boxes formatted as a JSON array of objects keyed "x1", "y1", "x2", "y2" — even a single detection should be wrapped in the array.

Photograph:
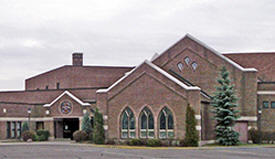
[
  {"x1": 73, "y1": 130, "x2": 88, "y2": 142},
  {"x1": 146, "y1": 139, "x2": 162, "y2": 147},
  {"x1": 93, "y1": 108, "x2": 105, "y2": 144},
  {"x1": 36, "y1": 130, "x2": 50, "y2": 141},
  {"x1": 35, "y1": 135, "x2": 47, "y2": 141},
  {"x1": 82, "y1": 112, "x2": 92, "y2": 134},
  {"x1": 248, "y1": 128, "x2": 260, "y2": 144},
  {"x1": 184, "y1": 105, "x2": 199, "y2": 147},
  {"x1": 128, "y1": 139, "x2": 143, "y2": 146},
  {"x1": 22, "y1": 121, "x2": 29, "y2": 133},
  {"x1": 22, "y1": 131, "x2": 35, "y2": 142}
]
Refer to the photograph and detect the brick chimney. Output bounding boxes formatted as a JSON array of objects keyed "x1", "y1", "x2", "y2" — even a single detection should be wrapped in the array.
[{"x1": 72, "y1": 53, "x2": 83, "y2": 66}]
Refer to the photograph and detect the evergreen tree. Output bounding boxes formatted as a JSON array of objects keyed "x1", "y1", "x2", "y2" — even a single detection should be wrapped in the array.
[
  {"x1": 211, "y1": 66, "x2": 239, "y2": 146},
  {"x1": 81, "y1": 112, "x2": 92, "y2": 134},
  {"x1": 22, "y1": 121, "x2": 29, "y2": 133},
  {"x1": 93, "y1": 108, "x2": 105, "y2": 144},
  {"x1": 184, "y1": 104, "x2": 199, "y2": 146}
]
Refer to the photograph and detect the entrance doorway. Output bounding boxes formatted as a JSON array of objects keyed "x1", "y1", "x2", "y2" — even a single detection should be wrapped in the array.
[
  {"x1": 234, "y1": 121, "x2": 248, "y2": 143},
  {"x1": 54, "y1": 118, "x2": 79, "y2": 139}
]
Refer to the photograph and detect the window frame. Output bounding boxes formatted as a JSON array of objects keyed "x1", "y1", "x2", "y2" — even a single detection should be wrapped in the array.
[
  {"x1": 139, "y1": 107, "x2": 154, "y2": 139},
  {"x1": 16, "y1": 122, "x2": 21, "y2": 138},
  {"x1": 121, "y1": 107, "x2": 136, "y2": 139},
  {"x1": 6, "y1": 122, "x2": 11, "y2": 139},
  {"x1": 271, "y1": 101, "x2": 275, "y2": 109},
  {"x1": 177, "y1": 62, "x2": 184, "y2": 72},
  {"x1": 184, "y1": 57, "x2": 190, "y2": 65},
  {"x1": 191, "y1": 62, "x2": 198, "y2": 70},
  {"x1": 263, "y1": 101, "x2": 269, "y2": 109},
  {"x1": 158, "y1": 107, "x2": 174, "y2": 139}
]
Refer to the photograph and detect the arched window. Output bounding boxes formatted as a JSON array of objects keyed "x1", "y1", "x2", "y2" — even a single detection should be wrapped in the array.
[
  {"x1": 159, "y1": 107, "x2": 174, "y2": 138},
  {"x1": 121, "y1": 107, "x2": 135, "y2": 138},
  {"x1": 140, "y1": 107, "x2": 154, "y2": 138}
]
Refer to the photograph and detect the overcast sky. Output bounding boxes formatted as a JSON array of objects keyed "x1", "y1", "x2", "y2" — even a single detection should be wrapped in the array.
[{"x1": 0, "y1": 0, "x2": 275, "y2": 90}]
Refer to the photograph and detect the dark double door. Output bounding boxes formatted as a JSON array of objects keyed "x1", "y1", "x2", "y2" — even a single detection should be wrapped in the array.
[{"x1": 54, "y1": 118, "x2": 79, "y2": 139}]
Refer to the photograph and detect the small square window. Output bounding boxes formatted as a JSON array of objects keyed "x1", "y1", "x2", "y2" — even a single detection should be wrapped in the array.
[
  {"x1": 191, "y1": 62, "x2": 198, "y2": 70},
  {"x1": 271, "y1": 102, "x2": 275, "y2": 109},
  {"x1": 184, "y1": 57, "x2": 190, "y2": 64},
  {"x1": 263, "y1": 101, "x2": 269, "y2": 109},
  {"x1": 177, "y1": 62, "x2": 183, "y2": 71}
]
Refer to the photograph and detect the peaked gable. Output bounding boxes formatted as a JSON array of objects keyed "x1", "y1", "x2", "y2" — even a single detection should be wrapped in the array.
[
  {"x1": 43, "y1": 91, "x2": 90, "y2": 107},
  {"x1": 96, "y1": 60, "x2": 200, "y2": 99},
  {"x1": 152, "y1": 34, "x2": 257, "y2": 72}
]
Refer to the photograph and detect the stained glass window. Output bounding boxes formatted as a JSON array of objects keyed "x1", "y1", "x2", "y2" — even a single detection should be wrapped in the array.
[
  {"x1": 177, "y1": 62, "x2": 184, "y2": 71},
  {"x1": 121, "y1": 107, "x2": 136, "y2": 138},
  {"x1": 191, "y1": 62, "x2": 198, "y2": 70},
  {"x1": 140, "y1": 107, "x2": 154, "y2": 138},
  {"x1": 185, "y1": 57, "x2": 190, "y2": 64},
  {"x1": 159, "y1": 107, "x2": 174, "y2": 139}
]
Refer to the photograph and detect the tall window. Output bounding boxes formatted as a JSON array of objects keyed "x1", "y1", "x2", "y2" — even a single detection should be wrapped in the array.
[
  {"x1": 159, "y1": 107, "x2": 174, "y2": 139},
  {"x1": 16, "y1": 122, "x2": 21, "y2": 138},
  {"x1": 6, "y1": 122, "x2": 10, "y2": 139},
  {"x1": 140, "y1": 107, "x2": 154, "y2": 138},
  {"x1": 121, "y1": 107, "x2": 135, "y2": 138},
  {"x1": 11, "y1": 122, "x2": 16, "y2": 138}
]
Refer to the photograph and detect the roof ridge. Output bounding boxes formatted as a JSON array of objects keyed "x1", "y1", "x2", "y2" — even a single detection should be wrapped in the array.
[{"x1": 97, "y1": 60, "x2": 200, "y2": 93}]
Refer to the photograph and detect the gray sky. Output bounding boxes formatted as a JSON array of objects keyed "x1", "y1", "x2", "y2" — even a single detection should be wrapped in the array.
[{"x1": 1, "y1": 0, "x2": 275, "y2": 90}]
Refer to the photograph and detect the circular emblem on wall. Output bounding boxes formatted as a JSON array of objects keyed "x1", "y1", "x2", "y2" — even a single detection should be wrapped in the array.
[{"x1": 60, "y1": 101, "x2": 72, "y2": 114}]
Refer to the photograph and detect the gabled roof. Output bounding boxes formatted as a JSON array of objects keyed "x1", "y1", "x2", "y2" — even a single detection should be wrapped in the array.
[
  {"x1": 224, "y1": 52, "x2": 275, "y2": 81},
  {"x1": 97, "y1": 60, "x2": 200, "y2": 93},
  {"x1": 43, "y1": 90, "x2": 91, "y2": 107},
  {"x1": 152, "y1": 34, "x2": 257, "y2": 72}
]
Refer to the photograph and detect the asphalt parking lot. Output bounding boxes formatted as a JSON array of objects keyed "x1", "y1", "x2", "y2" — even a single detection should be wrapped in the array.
[{"x1": 0, "y1": 142, "x2": 275, "y2": 159}]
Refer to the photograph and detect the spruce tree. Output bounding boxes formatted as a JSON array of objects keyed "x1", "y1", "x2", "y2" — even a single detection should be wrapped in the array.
[
  {"x1": 184, "y1": 104, "x2": 199, "y2": 146},
  {"x1": 93, "y1": 108, "x2": 105, "y2": 144},
  {"x1": 211, "y1": 66, "x2": 239, "y2": 146},
  {"x1": 81, "y1": 112, "x2": 92, "y2": 134}
]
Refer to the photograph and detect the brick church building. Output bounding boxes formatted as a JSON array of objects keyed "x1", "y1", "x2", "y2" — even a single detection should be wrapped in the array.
[{"x1": 0, "y1": 34, "x2": 274, "y2": 143}]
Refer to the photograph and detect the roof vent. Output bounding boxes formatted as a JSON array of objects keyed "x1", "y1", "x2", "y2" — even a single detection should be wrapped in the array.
[{"x1": 72, "y1": 53, "x2": 83, "y2": 66}]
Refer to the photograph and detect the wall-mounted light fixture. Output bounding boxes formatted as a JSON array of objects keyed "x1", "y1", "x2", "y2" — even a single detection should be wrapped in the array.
[
  {"x1": 45, "y1": 110, "x2": 50, "y2": 115},
  {"x1": 3, "y1": 108, "x2": 7, "y2": 113},
  {"x1": 83, "y1": 109, "x2": 87, "y2": 114}
]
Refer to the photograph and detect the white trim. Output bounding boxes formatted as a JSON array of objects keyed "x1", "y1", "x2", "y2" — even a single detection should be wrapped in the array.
[
  {"x1": 0, "y1": 117, "x2": 54, "y2": 121},
  {"x1": 184, "y1": 34, "x2": 257, "y2": 72},
  {"x1": 195, "y1": 115, "x2": 201, "y2": 120},
  {"x1": 248, "y1": 126, "x2": 257, "y2": 130},
  {"x1": 43, "y1": 91, "x2": 91, "y2": 107},
  {"x1": 152, "y1": 34, "x2": 257, "y2": 72},
  {"x1": 145, "y1": 60, "x2": 200, "y2": 90},
  {"x1": 237, "y1": 116, "x2": 257, "y2": 121},
  {"x1": 97, "y1": 60, "x2": 200, "y2": 93},
  {"x1": 196, "y1": 125, "x2": 201, "y2": 131},
  {"x1": 150, "y1": 53, "x2": 159, "y2": 61},
  {"x1": 257, "y1": 91, "x2": 275, "y2": 95}
]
